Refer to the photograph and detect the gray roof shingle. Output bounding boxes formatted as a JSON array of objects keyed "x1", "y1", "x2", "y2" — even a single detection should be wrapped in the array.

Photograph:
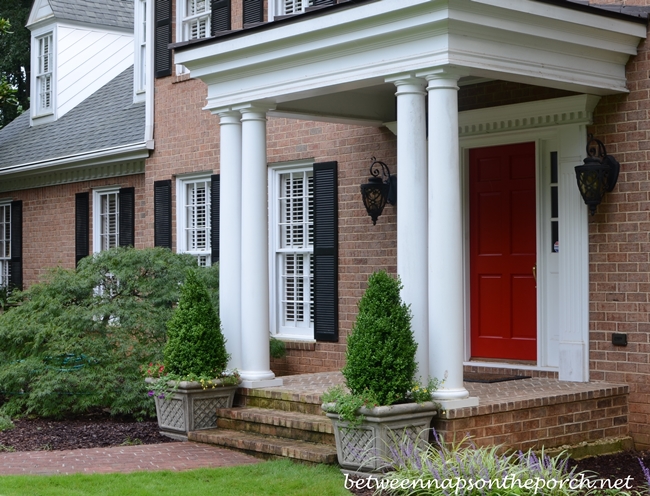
[
  {"x1": 0, "y1": 66, "x2": 145, "y2": 170},
  {"x1": 49, "y1": 0, "x2": 134, "y2": 30}
]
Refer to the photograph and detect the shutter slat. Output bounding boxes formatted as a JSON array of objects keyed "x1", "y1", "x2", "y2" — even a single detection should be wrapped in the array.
[
  {"x1": 75, "y1": 192, "x2": 89, "y2": 266},
  {"x1": 155, "y1": 0, "x2": 172, "y2": 78},
  {"x1": 243, "y1": 0, "x2": 263, "y2": 24},
  {"x1": 119, "y1": 188, "x2": 135, "y2": 247},
  {"x1": 313, "y1": 162, "x2": 338, "y2": 342},
  {"x1": 211, "y1": 0, "x2": 231, "y2": 34},
  {"x1": 211, "y1": 174, "x2": 220, "y2": 262},
  {"x1": 9, "y1": 200, "x2": 22, "y2": 290},
  {"x1": 154, "y1": 180, "x2": 172, "y2": 249},
  {"x1": 310, "y1": 0, "x2": 335, "y2": 6}
]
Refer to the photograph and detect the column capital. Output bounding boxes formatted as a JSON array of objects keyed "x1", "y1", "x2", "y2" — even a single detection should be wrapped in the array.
[
  {"x1": 385, "y1": 74, "x2": 427, "y2": 95},
  {"x1": 417, "y1": 67, "x2": 469, "y2": 90},
  {"x1": 217, "y1": 110, "x2": 242, "y2": 125},
  {"x1": 235, "y1": 102, "x2": 276, "y2": 117}
]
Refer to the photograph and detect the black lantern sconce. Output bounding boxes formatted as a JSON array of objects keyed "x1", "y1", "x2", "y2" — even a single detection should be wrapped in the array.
[
  {"x1": 360, "y1": 157, "x2": 397, "y2": 225},
  {"x1": 575, "y1": 135, "x2": 620, "y2": 216}
]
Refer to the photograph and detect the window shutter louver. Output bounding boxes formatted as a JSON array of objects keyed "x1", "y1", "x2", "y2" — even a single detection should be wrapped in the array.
[
  {"x1": 154, "y1": 180, "x2": 172, "y2": 249},
  {"x1": 211, "y1": 0, "x2": 231, "y2": 34},
  {"x1": 118, "y1": 188, "x2": 135, "y2": 247},
  {"x1": 243, "y1": 0, "x2": 263, "y2": 24},
  {"x1": 155, "y1": 0, "x2": 172, "y2": 78},
  {"x1": 310, "y1": 0, "x2": 335, "y2": 6},
  {"x1": 75, "y1": 192, "x2": 89, "y2": 266},
  {"x1": 312, "y1": 161, "x2": 338, "y2": 342},
  {"x1": 9, "y1": 200, "x2": 22, "y2": 291},
  {"x1": 210, "y1": 174, "x2": 220, "y2": 262}
]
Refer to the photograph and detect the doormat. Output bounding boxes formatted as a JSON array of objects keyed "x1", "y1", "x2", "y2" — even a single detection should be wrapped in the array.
[{"x1": 463, "y1": 373, "x2": 531, "y2": 383}]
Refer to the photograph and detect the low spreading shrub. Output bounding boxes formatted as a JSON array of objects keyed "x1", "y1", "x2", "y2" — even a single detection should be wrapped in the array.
[{"x1": 0, "y1": 247, "x2": 219, "y2": 419}]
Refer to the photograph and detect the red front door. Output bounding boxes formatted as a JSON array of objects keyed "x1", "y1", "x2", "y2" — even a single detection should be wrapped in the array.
[{"x1": 470, "y1": 142, "x2": 537, "y2": 361}]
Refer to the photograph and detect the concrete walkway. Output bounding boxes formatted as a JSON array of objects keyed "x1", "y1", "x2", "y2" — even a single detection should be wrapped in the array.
[{"x1": 0, "y1": 442, "x2": 260, "y2": 476}]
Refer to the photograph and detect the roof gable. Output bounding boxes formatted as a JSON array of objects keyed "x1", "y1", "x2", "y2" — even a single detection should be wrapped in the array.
[{"x1": 28, "y1": 0, "x2": 134, "y2": 30}]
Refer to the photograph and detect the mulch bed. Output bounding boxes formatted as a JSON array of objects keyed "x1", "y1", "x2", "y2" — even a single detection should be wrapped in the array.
[{"x1": 0, "y1": 412, "x2": 173, "y2": 452}]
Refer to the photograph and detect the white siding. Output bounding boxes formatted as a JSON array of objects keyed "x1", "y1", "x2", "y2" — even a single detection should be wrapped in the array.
[{"x1": 57, "y1": 25, "x2": 133, "y2": 118}]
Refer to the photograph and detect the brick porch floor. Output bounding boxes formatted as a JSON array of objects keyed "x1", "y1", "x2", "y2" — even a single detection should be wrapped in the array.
[{"x1": 255, "y1": 371, "x2": 630, "y2": 451}]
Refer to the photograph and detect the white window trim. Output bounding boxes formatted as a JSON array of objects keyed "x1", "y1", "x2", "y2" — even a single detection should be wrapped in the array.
[
  {"x1": 93, "y1": 186, "x2": 120, "y2": 254},
  {"x1": 31, "y1": 25, "x2": 56, "y2": 124},
  {"x1": 176, "y1": 173, "x2": 212, "y2": 266},
  {"x1": 268, "y1": 161, "x2": 314, "y2": 339},
  {"x1": 134, "y1": 0, "x2": 148, "y2": 101},
  {"x1": 175, "y1": 0, "x2": 211, "y2": 74},
  {"x1": 0, "y1": 201, "x2": 10, "y2": 288}
]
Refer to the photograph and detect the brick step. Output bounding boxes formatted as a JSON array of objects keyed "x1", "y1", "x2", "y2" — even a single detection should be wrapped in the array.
[
  {"x1": 216, "y1": 407, "x2": 335, "y2": 445},
  {"x1": 234, "y1": 388, "x2": 325, "y2": 416},
  {"x1": 188, "y1": 429, "x2": 338, "y2": 464}
]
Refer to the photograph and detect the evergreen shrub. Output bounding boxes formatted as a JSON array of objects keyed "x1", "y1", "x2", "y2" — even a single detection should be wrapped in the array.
[
  {"x1": 0, "y1": 247, "x2": 218, "y2": 419},
  {"x1": 342, "y1": 270, "x2": 417, "y2": 406},
  {"x1": 163, "y1": 270, "x2": 229, "y2": 377}
]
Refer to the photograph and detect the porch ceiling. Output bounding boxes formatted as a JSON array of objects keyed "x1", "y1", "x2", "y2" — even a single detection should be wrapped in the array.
[{"x1": 175, "y1": 0, "x2": 646, "y2": 122}]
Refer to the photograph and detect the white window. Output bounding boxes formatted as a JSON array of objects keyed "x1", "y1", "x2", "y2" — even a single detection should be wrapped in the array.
[
  {"x1": 181, "y1": 0, "x2": 210, "y2": 41},
  {"x1": 36, "y1": 33, "x2": 53, "y2": 113},
  {"x1": 93, "y1": 188, "x2": 120, "y2": 253},
  {"x1": 0, "y1": 203, "x2": 10, "y2": 288},
  {"x1": 176, "y1": 175, "x2": 212, "y2": 266},
  {"x1": 274, "y1": 0, "x2": 319, "y2": 16},
  {"x1": 269, "y1": 164, "x2": 314, "y2": 338},
  {"x1": 135, "y1": 0, "x2": 147, "y2": 96}
]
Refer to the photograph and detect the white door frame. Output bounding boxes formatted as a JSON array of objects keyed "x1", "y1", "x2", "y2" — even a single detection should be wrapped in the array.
[{"x1": 458, "y1": 95, "x2": 599, "y2": 381}]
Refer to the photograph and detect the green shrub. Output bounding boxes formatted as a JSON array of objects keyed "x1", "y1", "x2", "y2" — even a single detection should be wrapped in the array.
[
  {"x1": 342, "y1": 271, "x2": 417, "y2": 406},
  {"x1": 164, "y1": 270, "x2": 229, "y2": 377},
  {"x1": 0, "y1": 247, "x2": 219, "y2": 419}
]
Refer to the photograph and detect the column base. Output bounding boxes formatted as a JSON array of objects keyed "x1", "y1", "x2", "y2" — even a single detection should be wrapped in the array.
[
  {"x1": 240, "y1": 378, "x2": 284, "y2": 389},
  {"x1": 435, "y1": 396, "x2": 479, "y2": 410}
]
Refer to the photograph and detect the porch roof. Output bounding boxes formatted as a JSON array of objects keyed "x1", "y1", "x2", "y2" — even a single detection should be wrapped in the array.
[{"x1": 175, "y1": 0, "x2": 646, "y2": 126}]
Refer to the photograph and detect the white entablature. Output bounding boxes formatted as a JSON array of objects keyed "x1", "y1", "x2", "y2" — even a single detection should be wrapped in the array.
[{"x1": 176, "y1": 0, "x2": 645, "y2": 119}]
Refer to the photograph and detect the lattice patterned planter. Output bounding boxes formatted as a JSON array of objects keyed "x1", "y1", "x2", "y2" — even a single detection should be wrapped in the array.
[
  {"x1": 148, "y1": 379, "x2": 239, "y2": 441},
  {"x1": 324, "y1": 402, "x2": 437, "y2": 472}
]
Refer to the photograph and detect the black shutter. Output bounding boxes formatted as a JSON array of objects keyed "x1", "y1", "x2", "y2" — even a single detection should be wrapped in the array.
[
  {"x1": 243, "y1": 0, "x2": 263, "y2": 24},
  {"x1": 9, "y1": 200, "x2": 22, "y2": 291},
  {"x1": 154, "y1": 180, "x2": 172, "y2": 249},
  {"x1": 155, "y1": 0, "x2": 172, "y2": 78},
  {"x1": 313, "y1": 162, "x2": 338, "y2": 342},
  {"x1": 211, "y1": 0, "x2": 231, "y2": 34},
  {"x1": 311, "y1": 0, "x2": 335, "y2": 5},
  {"x1": 75, "y1": 192, "x2": 89, "y2": 266},
  {"x1": 210, "y1": 174, "x2": 220, "y2": 262},
  {"x1": 118, "y1": 188, "x2": 135, "y2": 247}
]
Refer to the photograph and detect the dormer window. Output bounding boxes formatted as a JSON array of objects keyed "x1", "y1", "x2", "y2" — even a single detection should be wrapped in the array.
[
  {"x1": 182, "y1": 0, "x2": 210, "y2": 40},
  {"x1": 36, "y1": 33, "x2": 53, "y2": 114}
]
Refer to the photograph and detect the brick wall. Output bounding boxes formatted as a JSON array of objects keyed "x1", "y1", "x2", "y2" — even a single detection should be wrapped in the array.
[
  {"x1": 434, "y1": 389, "x2": 629, "y2": 451},
  {"x1": 11, "y1": 174, "x2": 145, "y2": 287},
  {"x1": 587, "y1": 29, "x2": 650, "y2": 448}
]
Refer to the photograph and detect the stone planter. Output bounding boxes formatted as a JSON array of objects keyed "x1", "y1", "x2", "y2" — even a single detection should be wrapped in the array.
[
  {"x1": 147, "y1": 378, "x2": 239, "y2": 440},
  {"x1": 323, "y1": 401, "x2": 437, "y2": 472}
]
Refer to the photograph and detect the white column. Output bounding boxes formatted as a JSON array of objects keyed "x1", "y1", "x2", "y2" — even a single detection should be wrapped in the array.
[
  {"x1": 423, "y1": 70, "x2": 476, "y2": 406},
  {"x1": 387, "y1": 75, "x2": 429, "y2": 379},
  {"x1": 217, "y1": 110, "x2": 242, "y2": 370},
  {"x1": 238, "y1": 105, "x2": 282, "y2": 388}
]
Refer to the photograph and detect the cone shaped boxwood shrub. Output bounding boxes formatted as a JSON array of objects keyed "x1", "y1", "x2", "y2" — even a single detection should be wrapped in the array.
[
  {"x1": 164, "y1": 270, "x2": 229, "y2": 377},
  {"x1": 342, "y1": 270, "x2": 417, "y2": 406}
]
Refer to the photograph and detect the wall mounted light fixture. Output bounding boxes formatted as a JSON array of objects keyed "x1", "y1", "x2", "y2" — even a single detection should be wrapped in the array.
[
  {"x1": 360, "y1": 157, "x2": 396, "y2": 225},
  {"x1": 575, "y1": 135, "x2": 620, "y2": 216}
]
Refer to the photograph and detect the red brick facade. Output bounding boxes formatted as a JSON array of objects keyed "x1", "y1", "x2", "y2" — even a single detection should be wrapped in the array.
[{"x1": 6, "y1": 0, "x2": 650, "y2": 449}]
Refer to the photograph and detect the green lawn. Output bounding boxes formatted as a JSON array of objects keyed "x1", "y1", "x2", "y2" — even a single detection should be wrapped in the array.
[{"x1": 0, "y1": 459, "x2": 351, "y2": 496}]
